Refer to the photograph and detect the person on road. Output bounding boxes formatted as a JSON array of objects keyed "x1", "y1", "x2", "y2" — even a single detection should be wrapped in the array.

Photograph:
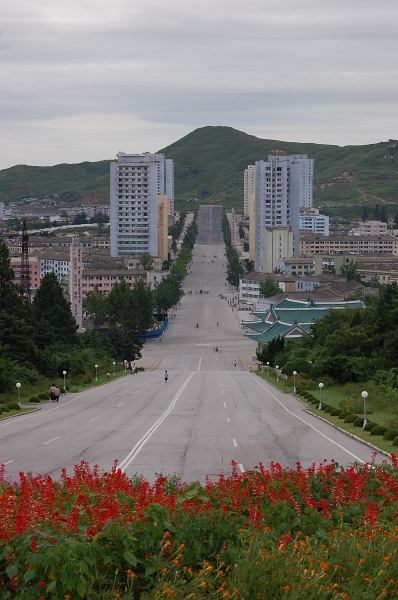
[
  {"x1": 217, "y1": 321, "x2": 219, "y2": 326},
  {"x1": 196, "y1": 323, "x2": 199, "y2": 328},
  {"x1": 49, "y1": 384, "x2": 56, "y2": 402},
  {"x1": 234, "y1": 360, "x2": 237, "y2": 367},
  {"x1": 164, "y1": 371, "x2": 169, "y2": 383},
  {"x1": 54, "y1": 386, "x2": 60, "y2": 403}
]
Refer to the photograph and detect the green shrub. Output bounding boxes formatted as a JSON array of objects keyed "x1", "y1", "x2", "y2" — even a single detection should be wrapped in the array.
[
  {"x1": 353, "y1": 417, "x2": 365, "y2": 427},
  {"x1": 338, "y1": 411, "x2": 349, "y2": 419},
  {"x1": 38, "y1": 393, "x2": 49, "y2": 400},
  {"x1": 330, "y1": 409, "x2": 342, "y2": 416},
  {"x1": 320, "y1": 404, "x2": 330, "y2": 411},
  {"x1": 344, "y1": 414, "x2": 358, "y2": 423},
  {"x1": 1, "y1": 405, "x2": 10, "y2": 412},
  {"x1": 7, "y1": 402, "x2": 20, "y2": 410},
  {"x1": 29, "y1": 396, "x2": 40, "y2": 403},
  {"x1": 324, "y1": 405, "x2": 333, "y2": 413},
  {"x1": 393, "y1": 436, "x2": 398, "y2": 447},
  {"x1": 383, "y1": 430, "x2": 398, "y2": 441},
  {"x1": 364, "y1": 422, "x2": 378, "y2": 432},
  {"x1": 371, "y1": 426, "x2": 388, "y2": 436}
]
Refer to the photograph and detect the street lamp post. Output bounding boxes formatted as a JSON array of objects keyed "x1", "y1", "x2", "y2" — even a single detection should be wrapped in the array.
[
  {"x1": 267, "y1": 361, "x2": 270, "y2": 375},
  {"x1": 293, "y1": 371, "x2": 297, "y2": 393},
  {"x1": 361, "y1": 391, "x2": 368, "y2": 428},
  {"x1": 276, "y1": 365, "x2": 279, "y2": 382},
  {"x1": 95, "y1": 364, "x2": 98, "y2": 381},
  {"x1": 124, "y1": 360, "x2": 127, "y2": 373},
  {"x1": 113, "y1": 361, "x2": 116, "y2": 376},
  {"x1": 63, "y1": 371, "x2": 67, "y2": 393},
  {"x1": 318, "y1": 383, "x2": 324, "y2": 410},
  {"x1": 16, "y1": 383, "x2": 21, "y2": 408}
]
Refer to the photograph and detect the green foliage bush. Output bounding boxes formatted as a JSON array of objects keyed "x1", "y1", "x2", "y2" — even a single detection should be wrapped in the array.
[
  {"x1": 371, "y1": 426, "x2": 388, "y2": 436},
  {"x1": 393, "y1": 436, "x2": 398, "y2": 447},
  {"x1": 7, "y1": 402, "x2": 20, "y2": 410},
  {"x1": 353, "y1": 417, "x2": 365, "y2": 427},
  {"x1": 324, "y1": 405, "x2": 333, "y2": 413},
  {"x1": 344, "y1": 414, "x2": 358, "y2": 423},
  {"x1": 13, "y1": 364, "x2": 40, "y2": 385},
  {"x1": 0, "y1": 405, "x2": 10, "y2": 412},
  {"x1": 38, "y1": 393, "x2": 49, "y2": 400},
  {"x1": 364, "y1": 422, "x2": 378, "y2": 431},
  {"x1": 330, "y1": 408, "x2": 342, "y2": 416},
  {"x1": 383, "y1": 430, "x2": 398, "y2": 441},
  {"x1": 29, "y1": 396, "x2": 40, "y2": 403},
  {"x1": 338, "y1": 411, "x2": 349, "y2": 419}
]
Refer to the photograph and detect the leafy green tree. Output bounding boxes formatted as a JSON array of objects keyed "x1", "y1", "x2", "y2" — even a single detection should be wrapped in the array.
[
  {"x1": 394, "y1": 208, "x2": 398, "y2": 227},
  {"x1": 139, "y1": 253, "x2": 154, "y2": 271},
  {"x1": 131, "y1": 279, "x2": 154, "y2": 331},
  {"x1": 339, "y1": 260, "x2": 362, "y2": 282},
  {"x1": 32, "y1": 272, "x2": 78, "y2": 346},
  {"x1": 0, "y1": 344, "x2": 15, "y2": 393},
  {"x1": 373, "y1": 204, "x2": 380, "y2": 220},
  {"x1": 153, "y1": 275, "x2": 183, "y2": 313},
  {"x1": 361, "y1": 206, "x2": 369, "y2": 221},
  {"x1": 242, "y1": 259, "x2": 254, "y2": 273},
  {"x1": 73, "y1": 212, "x2": 87, "y2": 225},
  {"x1": 256, "y1": 336, "x2": 285, "y2": 366},
  {"x1": 260, "y1": 278, "x2": 281, "y2": 298},
  {"x1": 107, "y1": 325, "x2": 143, "y2": 362},
  {"x1": 83, "y1": 285, "x2": 108, "y2": 331},
  {"x1": 379, "y1": 205, "x2": 388, "y2": 223}
]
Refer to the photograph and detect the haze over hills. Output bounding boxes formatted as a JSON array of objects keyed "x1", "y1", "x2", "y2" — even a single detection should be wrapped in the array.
[{"x1": 0, "y1": 126, "x2": 397, "y2": 216}]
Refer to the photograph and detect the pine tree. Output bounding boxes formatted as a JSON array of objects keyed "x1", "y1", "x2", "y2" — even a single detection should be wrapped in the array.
[
  {"x1": 33, "y1": 272, "x2": 78, "y2": 346},
  {"x1": 361, "y1": 206, "x2": 369, "y2": 221},
  {"x1": 373, "y1": 204, "x2": 380, "y2": 220},
  {"x1": 379, "y1": 205, "x2": 388, "y2": 223},
  {"x1": 394, "y1": 208, "x2": 398, "y2": 227}
]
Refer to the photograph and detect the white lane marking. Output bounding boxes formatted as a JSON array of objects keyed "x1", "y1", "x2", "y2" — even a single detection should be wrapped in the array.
[
  {"x1": 239, "y1": 464, "x2": 245, "y2": 473},
  {"x1": 90, "y1": 417, "x2": 99, "y2": 422},
  {"x1": 43, "y1": 437, "x2": 59, "y2": 445},
  {"x1": 227, "y1": 417, "x2": 230, "y2": 422},
  {"x1": 222, "y1": 390, "x2": 224, "y2": 394},
  {"x1": 250, "y1": 374, "x2": 365, "y2": 463},
  {"x1": 198, "y1": 357, "x2": 201, "y2": 371},
  {"x1": 233, "y1": 438, "x2": 238, "y2": 447},
  {"x1": 116, "y1": 402, "x2": 124, "y2": 407},
  {"x1": 224, "y1": 402, "x2": 226, "y2": 407},
  {"x1": 147, "y1": 384, "x2": 151, "y2": 387},
  {"x1": 119, "y1": 372, "x2": 195, "y2": 471},
  {"x1": 4, "y1": 460, "x2": 14, "y2": 465},
  {"x1": 135, "y1": 390, "x2": 139, "y2": 394}
]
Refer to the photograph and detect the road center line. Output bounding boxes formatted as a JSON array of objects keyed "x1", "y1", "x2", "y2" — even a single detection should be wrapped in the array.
[
  {"x1": 4, "y1": 460, "x2": 14, "y2": 465},
  {"x1": 119, "y1": 372, "x2": 195, "y2": 472},
  {"x1": 249, "y1": 374, "x2": 364, "y2": 463},
  {"x1": 43, "y1": 437, "x2": 59, "y2": 445},
  {"x1": 90, "y1": 417, "x2": 99, "y2": 422},
  {"x1": 227, "y1": 417, "x2": 230, "y2": 422},
  {"x1": 116, "y1": 402, "x2": 124, "y2": 407},
  {"x1": 239, "y1": 464, "x2": 245, "y2": 473},
  {"x1": 198, "y1": 357, "x2": 201, "y2": 371},
  {"x1": 233, "y1": 438, "x2": 238, "y2": 447},
  {"x1": 224, "y1": 402, "x2": 226, "y2": 407},
  {"x1": 135, "y1": 390, "x2": 139, "y2": 393}
]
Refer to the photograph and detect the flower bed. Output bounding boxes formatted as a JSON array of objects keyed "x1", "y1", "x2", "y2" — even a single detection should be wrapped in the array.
[{"x1": 0, "y1": 456, "x2": 397, "y2": 599}]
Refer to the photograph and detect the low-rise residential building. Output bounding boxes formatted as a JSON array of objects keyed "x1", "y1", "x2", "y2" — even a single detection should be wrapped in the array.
[
  {"x1": 349, "y1": 220, "x2": 388, "y2": 236},
  {"x1": 0, "y1": 202, "x2": 4, "y2": 219},
  {"x1": 81, "y1": 270, "x2": 147, "y2": 296},
  {"x1": 299, "y1": 208, "x2": 329, "y2": 235},
  {"x1": 10, "y1": 257, "x2": 41, "y2": 291},
  {"x1": 300, "y1": 234, "x2": 398, "y2": 256},
  {"x1": 277, "y1": 257, "x2": 315, "y2": 276}
]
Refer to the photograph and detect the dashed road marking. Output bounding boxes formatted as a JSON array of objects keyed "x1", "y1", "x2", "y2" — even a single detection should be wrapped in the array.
[
  {"x1": 233, "y1": 438, "x2": 237, "y2": 447},
  {"x1": 43, "y1": 437, "x2": 59, "y2": 445}
]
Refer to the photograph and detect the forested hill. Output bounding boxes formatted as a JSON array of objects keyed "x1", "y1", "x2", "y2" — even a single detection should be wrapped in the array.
[{"x1": 0, "y1": 126, "x2": 397, "y2": 216}]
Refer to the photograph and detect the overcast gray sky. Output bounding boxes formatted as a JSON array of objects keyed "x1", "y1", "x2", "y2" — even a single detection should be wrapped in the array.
[{"x1": 1, "y1": 0, "x2": 397, "y2": 170}]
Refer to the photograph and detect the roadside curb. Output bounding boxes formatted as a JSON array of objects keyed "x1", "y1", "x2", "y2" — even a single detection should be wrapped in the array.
[
  {"x1": 147, "y1": 358, "x2": 162, "y2": 372},
  {"x1": 0, "y1": 407, "x2": 41, "y2": 421},
  {"x1": 303, "y1": 408, "x2": 392, "y2": 459},
  {"x1": 252, "y1": 373, "x2": 392, "y2": 459}
]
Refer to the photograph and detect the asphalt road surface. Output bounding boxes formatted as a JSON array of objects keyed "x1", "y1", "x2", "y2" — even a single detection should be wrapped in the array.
[{"x1": 0, "y1": 206, "x2": 384, "y2": 482}]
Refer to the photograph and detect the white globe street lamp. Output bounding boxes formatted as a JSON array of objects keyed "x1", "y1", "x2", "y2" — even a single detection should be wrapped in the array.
[
  {"x1": 293, "y1": 371, "x2": 297, "y2": 393},
  {"x1": 266, "y1": 361, "x2": 270, "y2": 374},
  {"x1": 276, "y1": 365, "x2": 279, "y2": 382},
  {"x1": 113, "y1": 361, "x2": 116, "y2": 376},
  {"x1": 16, "y1": 382, "x2": 21, "y2": 408},
  {"x1": 318, "y1": 383, "x2": 324, "y2": 410},
  {"x1": 95, "y1": 364, "x2": 98, "y2": 381},
  {"x1": 63, "y1": 370, "x2": 67, "y2": 393},
  {"x1": 361, "y1": 391, "x2": 368, "y2": 428}
]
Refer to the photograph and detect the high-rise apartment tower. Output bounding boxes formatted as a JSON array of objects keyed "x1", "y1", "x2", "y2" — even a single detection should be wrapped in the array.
[{"x1": 110, "y1": 152, "x2": 174, "y2": 258}]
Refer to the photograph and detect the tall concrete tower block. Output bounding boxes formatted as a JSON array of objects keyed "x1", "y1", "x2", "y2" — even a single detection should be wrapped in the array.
[
  {"x1": 70, "y1": 233, "x2": 83, "y2": 330},
  {"x1": 244, "y1": 165, "x2": 255, "y2": 217},
  {"x1": 110, "y1": 152, "x2": 174, "y2": 258}
]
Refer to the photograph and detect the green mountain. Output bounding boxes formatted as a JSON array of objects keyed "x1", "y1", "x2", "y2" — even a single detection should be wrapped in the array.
[{"x1": 1, "y1": 126, "x2": 397, "y2": 217}]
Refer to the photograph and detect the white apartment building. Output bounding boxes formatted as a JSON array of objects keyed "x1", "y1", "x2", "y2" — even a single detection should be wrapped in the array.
[
  {"x1": 110, "y1": 152, "x2": 174, "y2": 258},
  {"x1": 0, "y1": 202, "x2": 5, "y2": 219},
  {"x1": 349, "y1": 220, "x2": 388, "y2": 236},
  {"x1": 243, "y1": 165, "x2": 255, "y2": 217},
  {"x1": 253, "y1": 154, "x2": 313, "y2": 271},
  {"x1": 299, "y1": 208, "x2": 330, "y2": 235},
  {"x1": 263, "y1": 226, "x2": 294, "y2": 273}
]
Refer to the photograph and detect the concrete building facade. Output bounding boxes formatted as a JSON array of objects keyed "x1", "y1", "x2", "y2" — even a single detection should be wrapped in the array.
[
  {"x1": 299, "y1": 208, "x2": 330, "y2": 235},
  {"x1": 263, "y1": 227, "x2": 294, "y2": 273},
  {"x1": 110, "y1": 152, "x2": 174, "y2": 258},
  {"x1": 252, "y1": 154, "x2": 314, "y2": 272},
  {"x1": 300, "y1": 234, "x2": 398, "y2": 256},
  {"x1": 244, "y1": 165, "x2": 255, "y2": 217}
]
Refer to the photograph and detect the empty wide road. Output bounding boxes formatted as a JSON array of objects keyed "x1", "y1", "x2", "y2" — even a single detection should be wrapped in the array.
[{"x1": 0, "y1": 206, "x2": 382, "y2": 482}]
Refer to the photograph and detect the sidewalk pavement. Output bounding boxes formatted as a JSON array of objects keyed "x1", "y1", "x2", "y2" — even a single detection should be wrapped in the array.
[
  {"x1": 240, "y1": 353, "x2": 261, "y2": 372},
  {"x1": 134, "y1": 357, "x2": 161, "y2": 371}
]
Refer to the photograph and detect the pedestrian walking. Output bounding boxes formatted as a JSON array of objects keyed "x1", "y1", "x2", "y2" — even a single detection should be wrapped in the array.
[
  {"x1": 234, "y1": 360, "x2": 237, "y2": 367},
  {"x1": 54, "y1": 386, "x2": 61, "y2": 403},
  {"x1": 49, "y1": 383, "x2": 56, "y2": 402},
  {"x1": 164, "y1": 370, "x2": 169, "y2": 383}
]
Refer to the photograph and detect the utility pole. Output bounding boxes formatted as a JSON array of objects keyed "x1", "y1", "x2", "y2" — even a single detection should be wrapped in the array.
[{"x1": 20, "y1": 217, "x2": 31, "y2": 301}]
